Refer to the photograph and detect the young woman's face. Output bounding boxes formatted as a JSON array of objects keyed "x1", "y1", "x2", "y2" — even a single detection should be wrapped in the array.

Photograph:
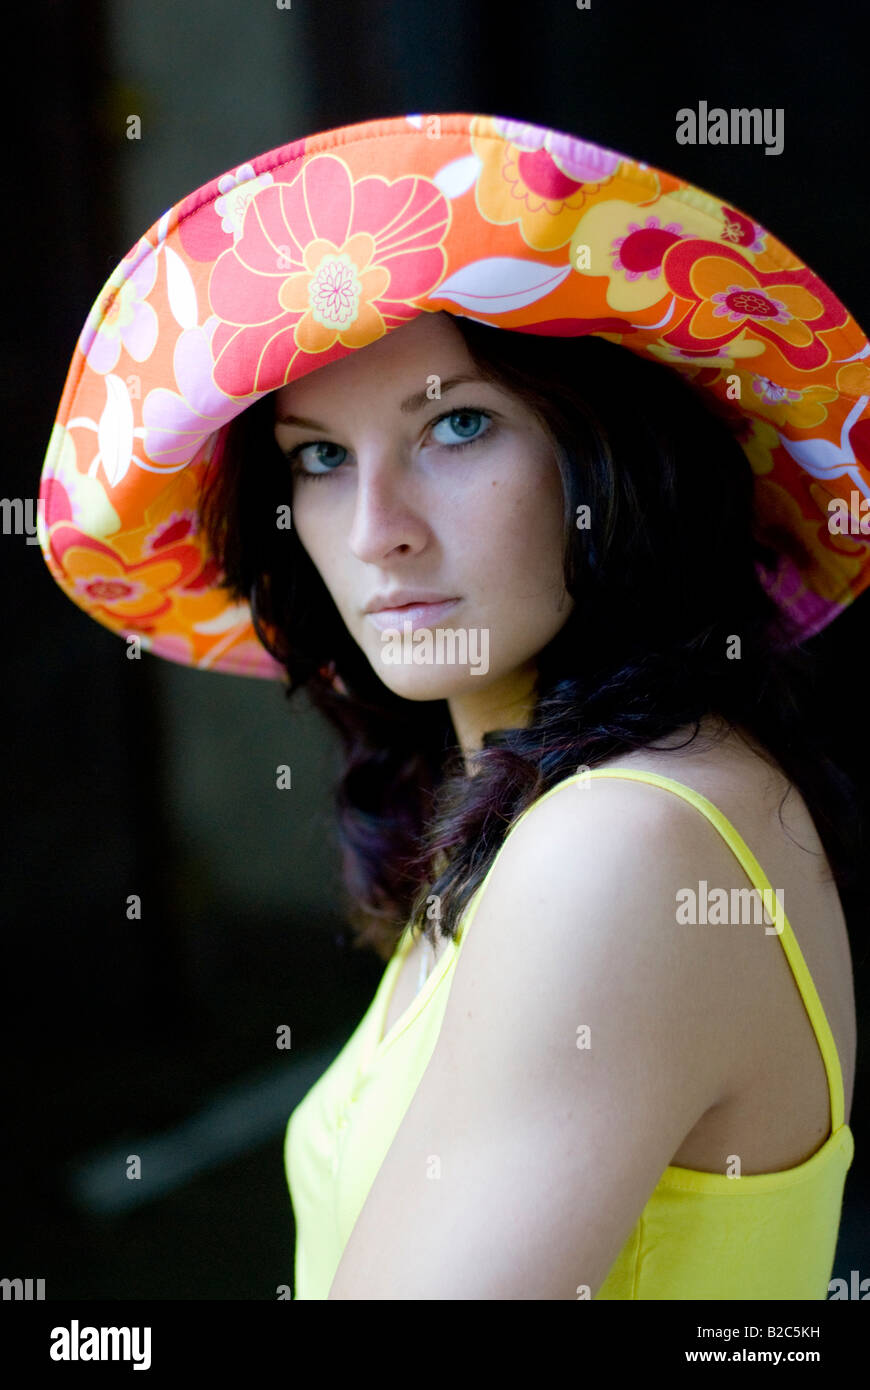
[{"x1": 272, "y1": 311, "x2": 573, "y2": 704}]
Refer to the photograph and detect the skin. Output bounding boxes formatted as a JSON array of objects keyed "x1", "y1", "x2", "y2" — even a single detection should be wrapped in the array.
[{"x1": 273, "y1": 311, "x2": 573, "y2": 766}]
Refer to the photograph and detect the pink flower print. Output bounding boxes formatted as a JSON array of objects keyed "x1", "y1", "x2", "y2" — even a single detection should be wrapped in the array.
[
  {"x1": 73, "y1": 573, "x2": 149, "y2": 605},
  {"x1": 492, "y1": 118, "x2": 624, "y2": 183},
  {"x1": 139, "y1": 633, "x2": 196, "y2": 666},
  {"x1": 208, "y1": 153, "x2": 449, "y2": 395},
  {"x1": 214, "y1": 164, "x2": 275, "y2": 241},
  {"x1": 146, "y1": 510, "x2": 199, "y2": 550},
  {"x1": 711, "y1": 283, "x2": 791, "y2": 327},
  {"x1": 142, "y1": 320, "x2": 241, "y2": 469},
  {"x1": 718, "y1": 206, "x2": 766, "y2": 254},
  {"x1": 610, "y1": 216, "x2": 691, "y2": 283},
  {"x1": 83, "y1": 241, "x2": 159, "y2": 374},
  {"x1": 751, "y1": 375, "x2": 802, "y2": 407}
]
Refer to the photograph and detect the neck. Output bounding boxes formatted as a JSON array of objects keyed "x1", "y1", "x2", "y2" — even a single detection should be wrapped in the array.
[{"x1": 448, "y1": 661, "x2": 539, "y2": 771}]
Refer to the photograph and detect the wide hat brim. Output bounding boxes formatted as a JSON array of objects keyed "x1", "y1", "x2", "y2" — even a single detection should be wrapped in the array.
[{"x1": 38, "y1": 111, "x2": 870, "y2": 678}]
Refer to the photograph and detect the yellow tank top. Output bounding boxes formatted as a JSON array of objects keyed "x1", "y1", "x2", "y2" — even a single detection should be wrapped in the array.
[{"x1": 284, "y1": 768, "x2": 855, "y2": 1299}]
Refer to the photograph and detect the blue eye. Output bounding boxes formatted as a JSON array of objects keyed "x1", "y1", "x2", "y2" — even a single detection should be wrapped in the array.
[
  {"x1": 289, "y1": 440, "x2": 347, "y2": 479},
  {"x1": 288, "y1": 406, "x2": 494, "y2": 482},
  {"x1": 430, "y1": 408, "x2": 492, "y2": 449}
]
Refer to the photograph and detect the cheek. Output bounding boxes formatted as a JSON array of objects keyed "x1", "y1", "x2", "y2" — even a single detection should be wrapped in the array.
[
  {"x1": 486, "y1": 449, "x2": 565, "y2": 582},
  {"x1": 290, "y1": 493, "x2": 331, "y2": 577},
  {"x1": 289, "y1": 478, "x2": 325, "y2": 543}
]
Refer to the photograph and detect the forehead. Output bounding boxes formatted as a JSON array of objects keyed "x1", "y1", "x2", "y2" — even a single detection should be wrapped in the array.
[{"x1": 273, "y1": 311, "x2": 472, "y2": 411}]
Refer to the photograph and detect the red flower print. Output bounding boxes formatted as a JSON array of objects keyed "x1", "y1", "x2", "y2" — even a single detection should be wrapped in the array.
[
  {"x1": 662, "y1": 240, "x2": 849, "y2": 370},
  {"x1": 49, "y1": 525, "x2": 211, "y2": 627}
]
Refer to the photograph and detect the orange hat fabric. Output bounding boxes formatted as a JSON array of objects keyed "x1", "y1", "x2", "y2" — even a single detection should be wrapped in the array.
[{"x1": 38, "y1": 112, "x2": 870, "y2": 677}]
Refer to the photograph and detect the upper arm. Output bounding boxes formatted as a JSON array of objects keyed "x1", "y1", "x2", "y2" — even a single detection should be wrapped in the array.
[{"x1": 327, "y1": 777, "x2": 748, "y2": 1300}]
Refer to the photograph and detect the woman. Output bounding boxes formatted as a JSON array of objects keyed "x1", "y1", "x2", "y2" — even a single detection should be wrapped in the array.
[{"x1": 39, "y1": 112, "x2": 866, "y2": 1300}]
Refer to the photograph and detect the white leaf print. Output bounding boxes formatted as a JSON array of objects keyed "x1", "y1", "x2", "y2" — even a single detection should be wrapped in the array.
[
  {"x1": 780, "y1": 390, "x2": 870, "y2": 479},
  {"x1": 192, "y1": 603, "x2": 251, "y2": 634},
  {"x1": 433, "y1": 154, "x2": 481, "y2": 199},
  {"x1": 164, "y1": 245, "x2": 199, "y2": 329},
  {"x1": 435, "y1": 256, "x2": 572, "y2": 313},
  {"x1": 98, "y1": 375, "x2": 134, "y2": 487}
]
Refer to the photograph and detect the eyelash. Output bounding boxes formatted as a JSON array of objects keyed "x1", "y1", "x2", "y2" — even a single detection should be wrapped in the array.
[{"x1": 285, "y1": 406, "x2": 496, "y2": 483}]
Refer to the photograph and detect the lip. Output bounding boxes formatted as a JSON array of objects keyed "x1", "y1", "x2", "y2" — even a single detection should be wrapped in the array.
[
  {"x1": 366, "y1": 598, "x2": 460, "y2": 631},
  {"x1": 364, "y1": 589, "x2": 457, "y2": 614}
]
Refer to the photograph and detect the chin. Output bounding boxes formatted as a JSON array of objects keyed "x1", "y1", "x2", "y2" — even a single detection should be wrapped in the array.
[
  {"x1": 374, "y1": 665, "x2": 491, "y2": 701},
  {"x1": 363, "y1": 618, "x2": 495, "y2": 693}
]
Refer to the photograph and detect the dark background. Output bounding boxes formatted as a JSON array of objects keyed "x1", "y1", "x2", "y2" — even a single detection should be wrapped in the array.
[{"x1": 4, "y1": 0, "x2": 868, "y2": 1299}]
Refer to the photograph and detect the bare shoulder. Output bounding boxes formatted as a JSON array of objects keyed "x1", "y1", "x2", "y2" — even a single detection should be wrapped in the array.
[
  {"x1": 485, "y1": 714, "x2": 856, "y2": 1129},
  {"x1": 443, "y1": 740, "x2": 767, "y2": 1116},
  {"x1": 583, "y1": 714, "x2": 794, "y2": 816},
  {"x1": 499, "y1": 714, "x2": 786, "y2": 886}
]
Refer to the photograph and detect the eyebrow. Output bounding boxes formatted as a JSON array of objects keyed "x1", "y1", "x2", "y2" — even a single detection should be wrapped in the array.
[{"x1": 275, "y1": 374, "x2": 488, "y2": 430}]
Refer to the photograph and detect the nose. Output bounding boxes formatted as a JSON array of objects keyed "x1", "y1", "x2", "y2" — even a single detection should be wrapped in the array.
[{"x1": 346, "y1": 452, "x2": 431, "y2": 564}]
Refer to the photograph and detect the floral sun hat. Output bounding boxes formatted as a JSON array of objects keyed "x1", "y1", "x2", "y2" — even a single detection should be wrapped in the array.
[{"x1": 37, "y1": 111, "x2": 870, "y2": 678}]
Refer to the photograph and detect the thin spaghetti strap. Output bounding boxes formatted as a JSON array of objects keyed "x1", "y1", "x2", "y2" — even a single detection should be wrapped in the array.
[{"x1": 560, "y1": 768, "x2": 848, "y2": 1134}]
